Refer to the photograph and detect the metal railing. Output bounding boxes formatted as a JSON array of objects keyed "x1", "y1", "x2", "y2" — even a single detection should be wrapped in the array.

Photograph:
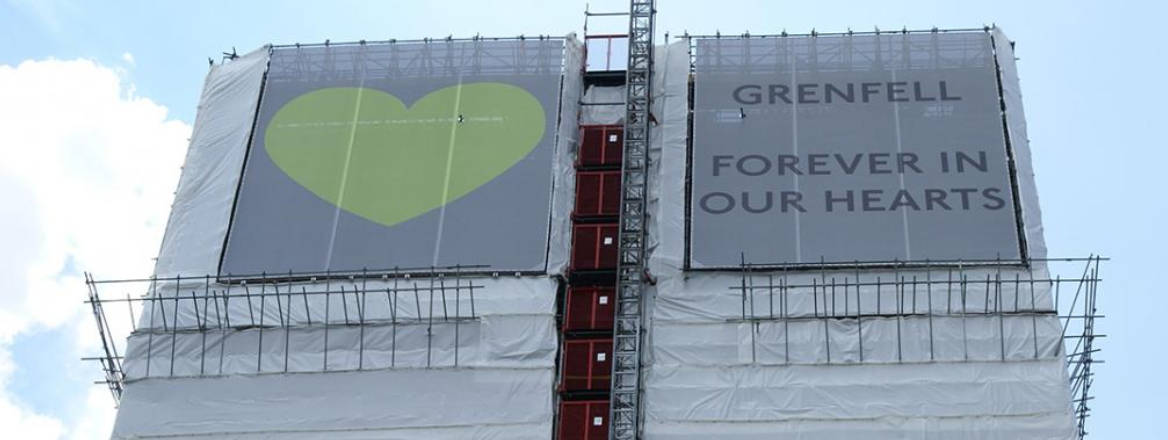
[
  {"x1": 733, "y1": 256, "x2": 1103, "y2": 438},
  {"x1": 84, "y1": 266, "x2": 489, "y2": 404}
]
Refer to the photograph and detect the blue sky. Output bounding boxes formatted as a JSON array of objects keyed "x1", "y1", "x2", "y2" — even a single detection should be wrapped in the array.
[{"x1": 0, "y1": 0, "x2": 1163, "y2": 437}]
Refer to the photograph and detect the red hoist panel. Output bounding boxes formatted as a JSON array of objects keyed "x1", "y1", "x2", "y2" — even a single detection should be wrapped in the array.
[
  {"x1": 575, "y1": 170, "x2": 622, "y2": 218},
  {"x1": 570, "y1": 223, "x2": 619, "y2": 271},
  {"x1": 564, "y1": 286, "x2": 615, "y2": 332},
  {"x1": 578, "y1": 125, "x2": 623, "y2": 167},
  {"x1": 558, "y1": 400, "x2": 609, "y2": 440},
  {"x1": 561, "y1": 338, "x2": 613, "y2": 392}
]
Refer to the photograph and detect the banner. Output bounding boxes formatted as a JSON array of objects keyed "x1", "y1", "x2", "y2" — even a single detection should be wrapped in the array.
[
  {"x1": 222, "y1": 40, "x2": 565, "y2": 274},
  {"x1": 689, "y1": 32, "x2": 1023, "y2": 267}
]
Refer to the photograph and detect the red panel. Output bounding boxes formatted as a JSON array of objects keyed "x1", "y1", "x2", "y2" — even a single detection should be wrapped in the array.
[
  {"x1": 579, "y1": 126, "x2": 605, "y2": 167},
  {"x1": 570, "y1": 223, "x2": 618, "y2": 271},
  {"x1": 575, "y1": 172, "x2": 601, "y2": 216},
  {"x1": 601, "y1": 172, "x2": 621, "y2": 215},
  {"x1": 574, "y1": 170, "x2": 621, "y2": 217},
  {"x1": 602, "y1": 128, "x2": 623, "y2": 165},
  {"x1": 589, "y1": 339, "x2": 612, "y2": 388},
  {"x1": 565, "y1": 286, "x2": 615, "y2": 332},
  {"x1": 562, "y1": 341, "x2": 590, "y2": 391},
  {"x1": 560, "y1": 401, "x2": 586, "y2": 440},
  {"x1": 558, "y1": 400, "x2": 609, "y2": 440},
  {"x1": 561, "y1": 339, "x2": 612, "y2": 392},
  {"x1": 578, "y1": 125, "x2": 623, "y2": 167},
  {"x1": 571, "y1": 225, "x2": 596, "y2": 271},
  {"x1": 596, "y1": 224, "x2": 618, "y2": 270}
]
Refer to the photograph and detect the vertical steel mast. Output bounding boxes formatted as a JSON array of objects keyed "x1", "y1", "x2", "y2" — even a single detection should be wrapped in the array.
[{"x1": 610, "y1": 1, "x2": 655, "y2": 439}]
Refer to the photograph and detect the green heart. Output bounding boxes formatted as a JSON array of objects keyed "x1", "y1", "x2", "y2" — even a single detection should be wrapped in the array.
[{"x1": 264, "y1": 83, "x2": 546, "y2": 227}]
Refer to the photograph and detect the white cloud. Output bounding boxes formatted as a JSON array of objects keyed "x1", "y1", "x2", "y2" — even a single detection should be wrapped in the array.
[
  {"x1": 0, "y1": 58, "x2": 190, "y2": 439},
  {"x1": 120, "y1": 52, "x2": 134, "y2": 66},
  {"x1": 65, "y1": 388, "x2": 116, "y2": 440}
]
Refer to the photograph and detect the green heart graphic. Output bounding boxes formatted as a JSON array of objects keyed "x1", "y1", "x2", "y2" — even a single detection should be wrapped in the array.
[{"x1": 264, "y1": 83, "x2": 545, "y2": 227}]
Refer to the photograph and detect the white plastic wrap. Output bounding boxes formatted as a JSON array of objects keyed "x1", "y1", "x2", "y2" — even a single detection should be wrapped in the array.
[
  {"x1": 645, "y1": 410, "x2": 1074, "y2": 440},
  {"x1": 121, "y1": 276, "x2": 560, "y2": 379},
  {"x1": 992, "y1": 28, "x2": 1047, "y2": 261},
  {"x1": 581, "y1": 85, "x2": 626, "y2": 125},
  {"x1": 114, "y1": 368, "x2": 553, "y2": 439},
  {"x1": 547, "y1": 37, "x2": 585, "y2": 275},
  {"x1": 646, "y1": 360, "x2": 1070, "y2": 421},
  {"x1": 153, "y1": 47, "x2": 268, "y2": 278},
  {"x1": 651, "y1": 316, "x2": 1063, "y2": 367}
]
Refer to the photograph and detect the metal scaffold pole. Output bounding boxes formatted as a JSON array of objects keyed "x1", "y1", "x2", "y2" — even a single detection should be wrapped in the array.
[{"x1": 610, "y1": 1, "x2": 655, "y2": 439}]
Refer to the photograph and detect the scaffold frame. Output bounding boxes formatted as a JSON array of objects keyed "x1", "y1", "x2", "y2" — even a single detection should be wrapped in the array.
[
  {"x1": 732, "y1": 256, "x2": 1104, "y2": 438},
  {"x1": 84, "y1": 266, "x2": 492, "y2": 403},
  {"x1": 608, "y1": 1, "x2": 655, "y2": 439}
]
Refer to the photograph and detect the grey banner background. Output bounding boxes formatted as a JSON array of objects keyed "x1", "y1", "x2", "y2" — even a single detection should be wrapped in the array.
[
  {"x1": 221, "y1": 40, "x2": 564, "y2": 275},
  {"x1": 689, "y1": 33, "x2": 1023, "y2": 268}
]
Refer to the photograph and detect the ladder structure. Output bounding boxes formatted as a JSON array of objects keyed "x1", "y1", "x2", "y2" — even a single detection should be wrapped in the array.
[{"x1": 610, "y1": 1, "x2": 655, "y2": 439}]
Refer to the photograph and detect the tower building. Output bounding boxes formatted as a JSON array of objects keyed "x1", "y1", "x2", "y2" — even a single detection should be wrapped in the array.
[{"x1": 84, "y1": 3, "x2": 1102, "y2": 439}]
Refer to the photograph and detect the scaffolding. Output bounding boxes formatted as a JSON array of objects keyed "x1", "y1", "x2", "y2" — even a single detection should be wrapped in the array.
[
  {"x1": 732, "y1": 256, "x2": 1103, "y2": 438},
  {"x1": 84, "y1": 266, "x2": 490, "y2": 404},
  {"x1": 610, "y1": 1, "x2": 655, "y2": 439},
  {"x1": 265, "y1": 36, "x2": 566, "y2": 83}
]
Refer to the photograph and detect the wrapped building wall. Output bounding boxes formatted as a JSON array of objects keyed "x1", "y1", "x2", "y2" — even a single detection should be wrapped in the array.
[
  {"x1": 112, "y1": 36, "x2": 585, "y2": 439},
  {"x1": 96, "y1": 26, "x2": 1085, "y2": 440},
  {"x1": 637, "y1": 31, "x2": 1076, "y2": 439}
]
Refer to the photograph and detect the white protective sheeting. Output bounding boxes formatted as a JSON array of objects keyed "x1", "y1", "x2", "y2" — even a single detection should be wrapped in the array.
[
  {"x1": 993, "y1": 28, "x2": 1047, "y2": 261},
  {"x1": 547, "y1": 37, "x2": 585, "y2": 275},
  {"x1": 153, "y1": 47, "x2": 268, "y2": 278},
  {"x1": 114, "y1": 368, "x2": 553, "y2": 439},
  {"x1": 645, "y1": 411, "x2": 1075, "y2": 440},
  {"x1": 646, "y1": 360, "x2": 1070, "y2": 421},
  {"x1": 121, "y1": 277, "x2": 560, "y2": 379},
  {"x1": 114, "y1": 37, "x2": 586, "y2": 438},
  {"x1": 651, "y1": 316, "x2": 1063, "y2": 367},
  {"x1": 581, "y1": 85, "x2": 626, "y2": 125},
  {"x1": 640, "y1": 37, "x2": 1074, "y2": 439}
]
